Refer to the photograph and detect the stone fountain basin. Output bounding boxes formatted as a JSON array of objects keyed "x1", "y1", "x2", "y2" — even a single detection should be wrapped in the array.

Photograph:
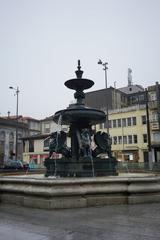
[
  {"x1": 53, "y1": 107, "x2": 106, "y2": 125},
  {"x1": 0, "y1": 173, "x2": 160, "y2": 209},
  {"x1": 65, "y1": 78, "x2": 94, "y2": 91}
]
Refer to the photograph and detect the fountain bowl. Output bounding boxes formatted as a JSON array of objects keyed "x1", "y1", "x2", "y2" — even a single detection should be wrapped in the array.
[{"x1": 53, "y1": 107, "x2": 106, "y2": 125}]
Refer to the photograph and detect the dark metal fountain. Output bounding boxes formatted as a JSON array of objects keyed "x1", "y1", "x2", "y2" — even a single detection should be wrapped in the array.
[{"x1": 44, "y1": 60, "x2": 117, "y2": 177}]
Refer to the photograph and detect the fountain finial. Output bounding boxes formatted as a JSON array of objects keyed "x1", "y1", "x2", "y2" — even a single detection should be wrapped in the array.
[{"x1": 75, "y1": 59, "x2": 83, "y2": 79}]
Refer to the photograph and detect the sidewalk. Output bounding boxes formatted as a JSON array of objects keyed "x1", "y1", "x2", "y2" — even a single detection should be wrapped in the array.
[{"x1": 0, "y1": 203, "x2": 160, "y2": 240}]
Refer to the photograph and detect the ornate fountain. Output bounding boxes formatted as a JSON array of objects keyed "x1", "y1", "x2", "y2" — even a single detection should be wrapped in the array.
[{"x1": 44, "y1": 60, "x2": 117, "y2": 177}]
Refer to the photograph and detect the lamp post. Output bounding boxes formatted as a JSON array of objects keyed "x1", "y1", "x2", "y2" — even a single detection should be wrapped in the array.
[
  {"x1": 98, "y1": 59, "x2": 108, "y2": 89},
  {"x1": 9, "y1": 86, "x2": 20, "y2": 160},
  {"x1": 98, "y1": 59, "x2": 109, "y2": 134},
  {"x1": 145, "y1": 88, "x2": 152, "y2": 170}
]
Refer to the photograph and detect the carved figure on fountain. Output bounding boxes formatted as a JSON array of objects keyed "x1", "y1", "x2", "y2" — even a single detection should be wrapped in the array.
[{"x1": 49, "y1": 131, "x2": 71, "y2": 158}]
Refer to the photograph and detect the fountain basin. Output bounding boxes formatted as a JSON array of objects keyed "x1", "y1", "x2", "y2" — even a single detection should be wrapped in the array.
[
  {"x1": 0, "y1": 174, "x2": 160, "y2": 209},
  {"x1": 53, "y1": 107, "x2": 106, "y2": 125},
  {"x1": 65, "y1": 78, "x2": 94, "y2": 90}
]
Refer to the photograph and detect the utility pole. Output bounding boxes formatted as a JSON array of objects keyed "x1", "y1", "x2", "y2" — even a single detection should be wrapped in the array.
[
  {"x1": 145, "y1": 88, "x2": 152, "y2": 170},
  {"x1": 9, "y1": 86, "x2": 20, "y2": 160},
  {"x1": 98, "y1": 59, "x2": 108, "y2": 89},
  {"x1": 98, "y1": 59, "x2": 109, "y2": 134}
]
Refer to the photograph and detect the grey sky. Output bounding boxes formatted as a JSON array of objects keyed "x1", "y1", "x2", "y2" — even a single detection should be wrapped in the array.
[{"x1": 0, "y1": 0, "x2": 160, "y2": 119}]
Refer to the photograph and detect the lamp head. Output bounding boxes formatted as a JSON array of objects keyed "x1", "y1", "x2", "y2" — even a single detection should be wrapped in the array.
[{"x1": 98, "y1": 59, "x2": 102, "y2": 65}]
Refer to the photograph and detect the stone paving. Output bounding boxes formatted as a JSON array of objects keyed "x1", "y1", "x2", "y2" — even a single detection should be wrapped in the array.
[{"x1": 0, "y1": 203, "x2": 160, "y2": 240}]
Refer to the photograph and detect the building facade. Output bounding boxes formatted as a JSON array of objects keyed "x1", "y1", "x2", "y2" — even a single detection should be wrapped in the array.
[
  {"x1": 0, "y1": 116, "x2": 41, "y2": 166},
  {"x1": 85, "y1": 87, "x2": 126, "y2": 111},
  {"x1": 22, "y1": 134, "x2": 50, "y2": 166},
  {"x1": 22, "y1": 116, "x2": 69, "y2": 165},
  {"x1": 148, "y1": 82, "x2": 160, "y2": 163},
  {"x1": 96, "y1": 105, "x2": 148, "y2": 163},
  {"x1": 85, "y1": 82, "x2": 160, "y2": 164},
  {"x1": 0, "y1": 118, "x2": 29, "y2": 166}
]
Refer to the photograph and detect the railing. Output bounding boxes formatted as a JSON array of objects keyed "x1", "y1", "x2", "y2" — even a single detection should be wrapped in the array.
[
  {"x1": 117, "y1": 162, "x2": 160, "y2": 172},
  {"x1": 1, "y1": 162, "x2": 160, "y2": 176}
]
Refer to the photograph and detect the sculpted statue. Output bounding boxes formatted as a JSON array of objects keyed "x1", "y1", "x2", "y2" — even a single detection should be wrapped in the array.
[
  {"x1": 93, "y1": 131, "x2": 112, "y2": 157},
  {"x1": 49, "y1": 131, "x2": 71, "y2": 158},
  {"x1": 48, "y1": 129, "x2": 112, "y2": 160},
  {"x1": 77, "y1": 128, "x2": 92, "y2": 158}
]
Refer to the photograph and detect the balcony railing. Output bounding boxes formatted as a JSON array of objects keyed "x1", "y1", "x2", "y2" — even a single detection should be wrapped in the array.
[{"x1": 151, "y1": 122, "x2": 160, "y2": 130}]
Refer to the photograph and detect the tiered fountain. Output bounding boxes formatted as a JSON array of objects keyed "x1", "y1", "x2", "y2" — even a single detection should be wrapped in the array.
[
  {"x1": 44, "y1": 60, "x2": 117, "y2": 177},
  {"x1": 0, "y1": 61, "x2": 159, "y2": 209}
]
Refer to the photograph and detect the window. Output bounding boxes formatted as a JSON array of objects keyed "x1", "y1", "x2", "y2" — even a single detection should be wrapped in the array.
[
  {"x1": 108, "y1": 120, "x2": 112, "y2": 128},
  {"x1": 122, "y1": 118, "x2": 126, "y2": 127},
  {"x1": 104, "y1": 121, "x2": 108, "y2": 128},
  {"x1": 117, "y1": 119, "x2": 121, "y2": 127},
  {"x1": 133, "y1": 135, "x2": 138, "y2": 143},
  {"x1": 0, "y1": 131, "x2": 5, "y2": 156},
  {"x1": 149, "y1": 92, "x2": 156, "y2": 101},
  {"x1": 143, "y1": 134, "x2": 148, "y2": 143},
  {"x1": 131, "y1": 96, "x2": 138, "y2": 104},
  {"x1": 127, "y1": 118, "x2": 131, "y2": 126},
  {"x1": 113, "y1": 120, "x2": 117, "y2": 128},
  {"x1": 18, "y1": 142, "x2": 22, "y2": 156},
  {"x1": 44, "y1": 123, "x2": 50, "y2": 133},
  {"x1": 132, "y1": 117, "x2": 137, "y2": 125},
  {"x1": 9, "y1": 132, "x2": 14, "y2": 155},
  {"x1": 44, "y1": 138, "x2": 50, "y2": 151},
  {"x1": 99, "y1": 123, "x2": 104, "y2": 129},
  {"x1": 128, "y1": 135, "x2": 132, "y2": 144},
  {"x1": 123, "y1": 136, "x2": 127, "y2": 144},
  {"x1": 151, "y1": 112, "x2": 158, "y2": 122},
  {"x1": 142, "y1": 115, "x2": 146, "y2": 124},
  {"x1": 113, "y1": 136, "x2": 117, "y2": 145},
  {"x1": 29, "y1": 140, "x2": 34, "y2": 152},
  {"x1": 0, "y1": 131, "x2": 5, "y2": 141},
  {"x1": 152, "y1": 133, "x2": 160, "y2": 142},
  {"x1": 139, "y1": 94, "x2": 145, "y2": 102},
  {"x1": 118, "y1": 136, "x2": 122, "y2": 144}
]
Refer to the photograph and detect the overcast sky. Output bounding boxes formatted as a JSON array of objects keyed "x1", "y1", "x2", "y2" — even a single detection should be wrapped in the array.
[{"x1": 1, "y1": 0, "x2": 160, "y2": 119}]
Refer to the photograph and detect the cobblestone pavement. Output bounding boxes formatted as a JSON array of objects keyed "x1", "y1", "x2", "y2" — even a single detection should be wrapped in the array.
[{"x1": 0, "y1": 203, "x2": 160, "y2": 240}]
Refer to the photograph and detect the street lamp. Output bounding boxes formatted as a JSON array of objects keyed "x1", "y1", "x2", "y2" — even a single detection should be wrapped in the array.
[
  {"x1": 98, "y1": 59, "x2": 108, "y2": 89},
  {"x1": 98, "y1": 59, "x2": 109, "y2": 134},
  {"x1": 145, "y1": 88, "x2": 152, "y2": 170},
  {"x1": 9, "y1": 86, "x2": 20, "y2": 160}
]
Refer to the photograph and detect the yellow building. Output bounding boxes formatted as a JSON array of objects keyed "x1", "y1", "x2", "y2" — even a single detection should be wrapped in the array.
[
  {"x1": 22, "y1": 134, "x2": 49, "y2": 166},
  {"x1": 22, "y1": 116, "x2": 69, "y2": 166},
  {"x1": 97, "y1": 105, "x2": 148, "y2": 163}
]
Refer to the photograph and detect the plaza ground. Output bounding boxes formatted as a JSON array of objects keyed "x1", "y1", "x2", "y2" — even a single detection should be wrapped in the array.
[{"x1": 0, "y1": 203, "x2": 160, "y2": 240}]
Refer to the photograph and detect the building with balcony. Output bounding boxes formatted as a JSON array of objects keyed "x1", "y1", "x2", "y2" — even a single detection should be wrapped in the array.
[
  {"x1": 148, "y1": 82, "x2": 160, "y2": 162},
  {"x1": 96, "y1": 105, "x2": 148, "y2": 163}
]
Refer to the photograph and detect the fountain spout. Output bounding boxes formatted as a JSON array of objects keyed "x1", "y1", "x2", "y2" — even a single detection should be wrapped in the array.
[{"x1": 75, "y1": 60, "x2": 83, "y2": 79}]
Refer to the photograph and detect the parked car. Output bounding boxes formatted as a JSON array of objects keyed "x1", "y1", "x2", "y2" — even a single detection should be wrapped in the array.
[{"x1": 4, "y1": 160, "x2": 24, "y2": 170}]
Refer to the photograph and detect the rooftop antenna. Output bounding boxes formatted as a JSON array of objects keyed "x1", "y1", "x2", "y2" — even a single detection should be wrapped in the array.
[{"x1": 128, "y1": 68, "x2": 133, "y2": 86}]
